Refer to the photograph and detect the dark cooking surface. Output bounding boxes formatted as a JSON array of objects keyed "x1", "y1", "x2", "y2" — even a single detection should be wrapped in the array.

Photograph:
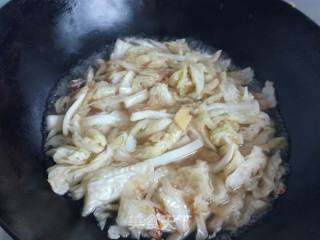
[{"x1": 1, "y1": 0, "x2": 320, "y2": 239}]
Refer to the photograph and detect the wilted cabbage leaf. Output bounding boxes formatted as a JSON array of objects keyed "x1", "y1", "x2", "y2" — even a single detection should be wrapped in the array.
[{"x1": 45, "y1": 38, "x2": 286, "y2": 240}]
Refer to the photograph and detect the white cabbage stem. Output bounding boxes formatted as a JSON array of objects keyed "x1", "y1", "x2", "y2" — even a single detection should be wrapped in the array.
[
  {"x1": 46, "y1": 115, "x2": 64, "y2": 132},
  {"x1": 207, "y1": 101, "x2": 259, "y2": 112},
  {"x1": 62, "y1": 88, "x2": 88, "y2": 136},
  {"x1": 130, "y1": 110, "x2": 172, "y2": 121},
  {"x1": 84, "y1": 111, "x2": 124, "y2": 127},
  {"x1": 83, "y1": 139, "x2": 203, "y2": 215},
  {"x1": 124, "y1": 89, "x2": 148, "y2": 108}
]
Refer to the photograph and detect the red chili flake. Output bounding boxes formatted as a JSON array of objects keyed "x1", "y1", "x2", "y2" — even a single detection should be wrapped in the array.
[
  {"x1": 69, "y1": 86, "x2": 80, "y2": 96},
  {"x1": 276, "y1": 183, "x2": 287, "y2": 195},
  {"x1": 150, "y1": 225, "x2": 162, "y2": 240},
  {"x1": 154, "y1": 207, "x2": 165, "y2": 215}
]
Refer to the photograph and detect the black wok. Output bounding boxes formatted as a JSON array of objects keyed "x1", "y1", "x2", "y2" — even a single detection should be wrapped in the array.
[{"x1": 0, "y1": 0, "x2": 320, "y2": 239}]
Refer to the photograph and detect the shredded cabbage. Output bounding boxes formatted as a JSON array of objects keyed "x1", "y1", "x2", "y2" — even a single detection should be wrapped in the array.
[
  {"x1": 45, "y1": 38, "x2": 286, "y2": 240},
  {"x1": 84, "y1": 111, "x2": 128, "y2": 127},
  {"x1": 148, "y1": 83, "x2": 175, "y2": 106},
  {"x1": 130, "y1": 110, "x2": 172, "y2": 121},
  {"x1": 159, "y1": 180, "x2": 190, "y2": 233},
  {"x1": 46, "y1": 115, "x2": 64, "y2": 132},
  {"x1": 226, "y1": 146, "x2": 267, "y2": 190}
]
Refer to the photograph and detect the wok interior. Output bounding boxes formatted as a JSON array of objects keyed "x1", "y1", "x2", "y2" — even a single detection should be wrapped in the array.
[{"x1": 0, "y1": 0, "x2": 320, "y2": 239}]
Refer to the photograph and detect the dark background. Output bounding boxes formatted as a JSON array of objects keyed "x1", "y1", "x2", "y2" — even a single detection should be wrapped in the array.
[{"x1": 0, "y1": 0, "x2": 320, "y2": 240}]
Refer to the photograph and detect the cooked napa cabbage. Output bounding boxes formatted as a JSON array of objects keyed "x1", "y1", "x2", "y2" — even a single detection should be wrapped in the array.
[{"x1": 45, "y1": 38, "x2": 287, "y2": 240}]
